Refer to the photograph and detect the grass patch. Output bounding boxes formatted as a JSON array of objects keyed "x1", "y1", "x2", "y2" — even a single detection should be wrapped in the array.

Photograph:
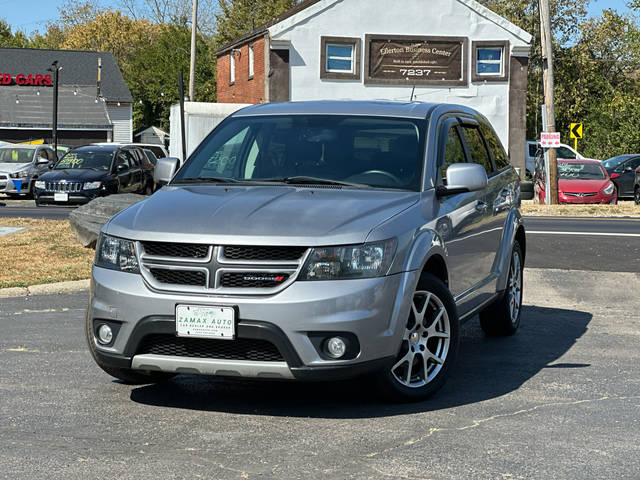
[
  {"x1": 521, "y1": 200, "x2": 640, "y2": 217},
  {"x1": 0, "y1": 218, "x2": 93, "y2": 288}
]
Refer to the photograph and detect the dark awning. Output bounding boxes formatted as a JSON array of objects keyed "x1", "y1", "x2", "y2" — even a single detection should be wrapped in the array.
[{"x1": 0, "y1": 86, "x2": 112, "y2": 130}]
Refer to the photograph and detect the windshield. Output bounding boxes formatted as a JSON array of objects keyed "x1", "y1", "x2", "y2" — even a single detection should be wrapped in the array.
[
  {"x1": 0, "y1": 148, "x2": 35, "y2": 164},
  {"x1": 558, "y1": 162, "x2": 606, "y2": 180},
  {"x1": 174, "y1": 115, "x2": 426, "y2": 190},
  {"x1": 55, "y1": 151, "x2": 113, "y2": 170},
  {"x1": 602, "y1": 155, "x2": 630, "y2": 169}
]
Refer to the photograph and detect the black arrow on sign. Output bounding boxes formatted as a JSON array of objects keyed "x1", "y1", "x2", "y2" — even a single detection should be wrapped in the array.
[{"x1": 571, "y1": 123, "x2": 582, "y2": 138}]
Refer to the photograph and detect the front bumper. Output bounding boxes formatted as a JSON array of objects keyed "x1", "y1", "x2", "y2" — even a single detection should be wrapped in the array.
[
  {"x1": 559, "y1": 192, "x2": 616, "y2": 204},
  {"x1": 35, "y1": 188, "x2": 102, "y2": 205},
  {"x1": 0, "y1": 177, "x2": 32, "y2": 194},
  {"x1": 88, "y1": 266, "x2": 419, "y2": 380}
]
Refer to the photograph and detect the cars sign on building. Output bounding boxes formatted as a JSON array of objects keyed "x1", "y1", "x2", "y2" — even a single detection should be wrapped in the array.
[{"x1": 215, "y1": 0, "x2": 532, "y2": 174}]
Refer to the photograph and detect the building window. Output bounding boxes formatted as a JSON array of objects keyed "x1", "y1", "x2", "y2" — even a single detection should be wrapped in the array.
[
  {"x1": 230, "y1": 52, "x2": 236, "y2": 84},
  {"x1": 320, "y1": 36, "x2": 361, "y2": 80},
  {"x1": 327, "y1": 44, "x2": 353, "y2": 73},
  {"x1": 248, "y1": 44, "x2": 254, "y2": 79},
  {"x1": 472, "y1": 40, "x2": 509, "y2": 82}
]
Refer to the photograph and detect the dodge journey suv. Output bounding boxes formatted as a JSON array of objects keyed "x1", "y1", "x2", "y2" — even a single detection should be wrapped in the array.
[{"x1": 87, "y1": 101, "x2": 526, "y2": 401}]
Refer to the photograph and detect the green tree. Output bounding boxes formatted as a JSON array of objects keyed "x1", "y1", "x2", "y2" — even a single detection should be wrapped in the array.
[
  {"x1": 129, "y1": 24, "x2": 217, "y2": 130},
  {"x1": 0, "y1": 19, "x2": 29, "y2": 47},
  {"x1": 214, "y1": 0, "x2": 298, "y2": 46}
]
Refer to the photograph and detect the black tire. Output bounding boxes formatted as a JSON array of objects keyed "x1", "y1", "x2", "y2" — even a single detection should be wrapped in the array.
[
  {"x1": 479, "y1": 241, "x2": 524, "y2": 336},
  {"x1": 144, "y1": 181, "x2": 154, "y2": 196},
  {"x1": 634, "y1": 187, "x2": 640, "y2": 205},
  {"x1": 376, "y1": 273, "x2": 460, "y2": 402},
  {"x1": 28, "y1": 181, "x2": 36, "y2": 199},
  {"x1": 85, "y1": 315, "x2": 175, "y2": 385}
]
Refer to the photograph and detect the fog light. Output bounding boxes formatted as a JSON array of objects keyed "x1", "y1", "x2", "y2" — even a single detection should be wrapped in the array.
[
  {"x1": 97, "y1": 324, "x2": 113, "y2": 344},
  {"x1": 326, "y1": 337, "x2": 346, "y2": 359}
]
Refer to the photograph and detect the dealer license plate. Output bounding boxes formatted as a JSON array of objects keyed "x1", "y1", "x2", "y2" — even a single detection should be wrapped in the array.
[
  {"x1": 175, "y1": 305, "x2": 235, "y2": 340},
  {"x1": 54, "y1": 192, "x2": 68, "y2": 202}
]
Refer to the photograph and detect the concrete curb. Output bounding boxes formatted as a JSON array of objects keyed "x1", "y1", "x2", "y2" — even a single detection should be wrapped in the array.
[{"x1": 0, "y1": 279, "x2": 90, "y2": 298}]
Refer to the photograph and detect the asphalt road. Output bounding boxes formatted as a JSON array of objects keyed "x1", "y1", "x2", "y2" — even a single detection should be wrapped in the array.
[
  {"x1": 1, "y1": 268, "x2": 639, "y2": 479},
  {"x1": 0, "y1": 206, "x2": 73, "y2": 220},
  {"x1": 523, "y1": 217, "x2": 640, "y2": 272}
]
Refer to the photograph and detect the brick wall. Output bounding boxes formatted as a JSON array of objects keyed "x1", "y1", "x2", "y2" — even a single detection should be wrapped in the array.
[{"x1": 216, "y1": 36, "x2": 266, "y2": 104}]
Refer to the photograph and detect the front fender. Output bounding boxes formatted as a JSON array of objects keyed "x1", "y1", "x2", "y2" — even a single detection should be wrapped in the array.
[{"x1": 402, "y1": 227, "x2": 449, "y2": 283}]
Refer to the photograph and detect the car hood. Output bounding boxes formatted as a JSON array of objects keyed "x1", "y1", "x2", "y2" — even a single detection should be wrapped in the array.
[
  {"x1": 0, "y1": 162, "x2": 31, "y2": 173},
  {"x1": 106, "y1": 185, "x2": 419, "y2": 245},
  {"x1": 558, "y1": 178, "x2": 610, "y2": 193},
  {"x1": 39, "y1": 169, "x2": 109, "y2": 182}
]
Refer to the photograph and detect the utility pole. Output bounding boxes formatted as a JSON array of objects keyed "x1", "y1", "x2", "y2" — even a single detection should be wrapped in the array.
[
  {"x1": 48, "y1": 61, "x2": 61, "y2": 158},
  {"x1": 188, "y1": 0, "x2": 198, "y2": 101},
  {"x1": 539, "y1": 0, "x2": 558, "y2": 204}
]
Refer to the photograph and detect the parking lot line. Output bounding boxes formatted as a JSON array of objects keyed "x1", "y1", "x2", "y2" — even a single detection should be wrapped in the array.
[{"x1": 527, "y1": 230, "x2": 640, "y2": 237}]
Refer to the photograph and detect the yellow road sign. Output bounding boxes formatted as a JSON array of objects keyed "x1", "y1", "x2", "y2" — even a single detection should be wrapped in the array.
[{"x1": 570, "y1": 123, "x2": 583, "y2": 139}]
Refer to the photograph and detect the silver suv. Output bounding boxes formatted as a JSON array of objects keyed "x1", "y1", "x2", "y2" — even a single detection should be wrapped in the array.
[{"x1": 86, "y1": 101, "x2": 526, "y2": 401}]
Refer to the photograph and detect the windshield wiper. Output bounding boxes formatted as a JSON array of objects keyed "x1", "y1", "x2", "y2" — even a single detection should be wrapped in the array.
[
  {"x1": 258, "y1": 176, "x2": 368, "y2": 188},
  {"x1": 174, "y1": 177, "x2": 239, "y2": 184}
]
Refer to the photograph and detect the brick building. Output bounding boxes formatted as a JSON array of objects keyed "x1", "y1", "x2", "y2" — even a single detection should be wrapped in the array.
[{"x1": 214, "y1": 0, "x2": 532, "y2": 174}]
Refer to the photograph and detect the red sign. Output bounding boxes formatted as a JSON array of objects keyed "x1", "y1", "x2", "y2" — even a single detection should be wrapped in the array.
[
  {"x1": 0, "y1": 73, "x2": 53, "y2": 86},
  {"x1": 540, "y1": 132, "x2": 561, "y2": 147}
]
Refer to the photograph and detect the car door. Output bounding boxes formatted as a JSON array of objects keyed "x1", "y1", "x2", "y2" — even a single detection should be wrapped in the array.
[
  {"x1": 434, "y1": 119, "x2": 489, "y2": 313},
  {"x1": 127, "y1": 149, "x2": 144, "y2": 192},
  {"x1": 617, "y1": 157, "x2": 640, "y2": 197},
  {"x1": 457, "y1": 121, "x2": 503, "y2": 302},
  {"x1": 114, "y1": 150, "x2": 132, "y2": 192}
]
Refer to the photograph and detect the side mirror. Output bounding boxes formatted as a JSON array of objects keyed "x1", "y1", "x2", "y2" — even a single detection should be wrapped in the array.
[
  {"x1": 624, "y1": 166, "x2": 633, "y2": 173},
  {"x1": 37, "y1": 157, "x2": 49, "y2": 165},
  {"x1": 437, "y1": 163, "x2": 488, "y2": 196},
  {"x1": 117, "y1": 163, "x2": 129, "y2": 173},
  {"x1": 154, "y1": 157, "x2": 180, "y2": 185}
]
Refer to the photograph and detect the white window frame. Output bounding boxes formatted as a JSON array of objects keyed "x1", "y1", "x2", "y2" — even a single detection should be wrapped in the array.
[
  {"x1": 230, "y1": 52, "x2": 236, "y2": 84},
  {"x1": 248, "y1": 44, "x2": 255, "y2": 78},
  {"x1": 326, "y1": 43, "x2": 354, "y2": 74},
  {"x1": 476, "y1": 47, "x2": 504, "y2": 77}
]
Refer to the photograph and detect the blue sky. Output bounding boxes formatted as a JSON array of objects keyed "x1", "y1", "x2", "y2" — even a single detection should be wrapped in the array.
[{"x1": 0, "y1": 0, "x2": 635, "y2": 35}]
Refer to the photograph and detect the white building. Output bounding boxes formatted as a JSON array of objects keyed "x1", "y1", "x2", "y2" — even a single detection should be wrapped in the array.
[{"x1": 216, "y1": 0, "x2": 532, "y2": 172}]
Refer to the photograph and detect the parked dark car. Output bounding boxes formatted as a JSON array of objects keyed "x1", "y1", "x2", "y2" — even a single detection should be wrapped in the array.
[
  {"x1": 34, "y1": 144, "x2": 152, "y2": 205},
  {"x1": 602, "y1": 154, "x2": 640, "y2": 199}
]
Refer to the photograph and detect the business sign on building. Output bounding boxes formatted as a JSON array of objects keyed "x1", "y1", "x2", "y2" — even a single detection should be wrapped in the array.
[
  {"x1": 0, "y1": 73, "x2": 53, "y2": 86},
  {"x1": 364, "y1": 35, "x2": 468, "y2": 86}
]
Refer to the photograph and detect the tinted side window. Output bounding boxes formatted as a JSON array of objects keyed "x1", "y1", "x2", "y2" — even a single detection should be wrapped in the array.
[
  {"x1": 557, "y1": 147, "x2": 576, "y2": 159},
  {"x1": 461, "y1": 126, "x2": 492, "y2": 174},
  {"x1": 481, "y1": 125, "x2": 510, "y2": 171},
  {"x1": 439, "y1": 126, "x2": 466, "y2": 185},
  {"x1": 528, "y1": 143, "x2": 537, "y2": 158},
  {"x1": 627, "y1": 157, "x2": 640, "y2": 170}
]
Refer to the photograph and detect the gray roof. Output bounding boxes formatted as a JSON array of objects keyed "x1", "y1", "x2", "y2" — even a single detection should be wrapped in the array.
[
  {"x1": 232, "y1": 100, "x2": 444, "y2": 119},
  {"x1": 0, "y1": 86, "x2": 112, "y2": 129},
  {"x1": 0, "y1": 48, "x2": 133, "y2": 103}
]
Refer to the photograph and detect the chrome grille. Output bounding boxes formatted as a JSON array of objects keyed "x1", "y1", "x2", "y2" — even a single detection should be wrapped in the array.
[
  {"x1": 564, "y1": 192, "x2": 597, "y2": 197},
  {"x1": 45, "y1": 181, "x2": 82, "y2": 192},
  {"x1": 220, "y1": 271, "x2": 291, "y2": 288},
  {"x1": 139, "y1": 243, "x2": 307, "y2": 295},
  {"x1": 142, "y1": 241, "x2": 209, "y2": 259},
  {"x1": 222, "y1": 246, "x2": 307, "y2": 262},
  {"x1": 149, "y1": 268, "x2": 206, "y2": 286},
  {"x1": 137, "y1": 334, "x2": 284, "y2": 361}
]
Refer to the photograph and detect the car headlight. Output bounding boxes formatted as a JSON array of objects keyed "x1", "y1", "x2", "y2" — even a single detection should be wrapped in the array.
[
  {"x1": 601, "y1": 183, "x2": 615, "y2": 195},
  {"x1": 35, "y1": 180, "x2": 46, "y2": 189},
  {"x1": 83, "y1": 181, "x2": 102, "y2": 190},
  {"x1": 300, "y1": 239, "x2": 397, "y2": 280},
  {"x1": 10, "y1": 169, "x2": 30, "y2": 179},
  {"x1": 95, "y1": 233, "x2": 139, "y2": 273}
]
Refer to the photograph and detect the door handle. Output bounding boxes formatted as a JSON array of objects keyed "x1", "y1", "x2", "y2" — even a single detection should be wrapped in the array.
[{"x1": 475, "y1": 201, "x2": 488, "y2": 212}]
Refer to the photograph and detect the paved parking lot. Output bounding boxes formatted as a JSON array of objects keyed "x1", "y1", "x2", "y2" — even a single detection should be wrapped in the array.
[{"x1": 1, "y1": 267, "x2": 638, "y2": 479}]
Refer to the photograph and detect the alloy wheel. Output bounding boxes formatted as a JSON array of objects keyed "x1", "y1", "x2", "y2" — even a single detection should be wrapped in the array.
[
  {"x1": 508, "y1": 251, "x2": 522, "y2": 325},
  {"x1": 391, "y1": 291, "x2": 451, "y2": 388}
]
